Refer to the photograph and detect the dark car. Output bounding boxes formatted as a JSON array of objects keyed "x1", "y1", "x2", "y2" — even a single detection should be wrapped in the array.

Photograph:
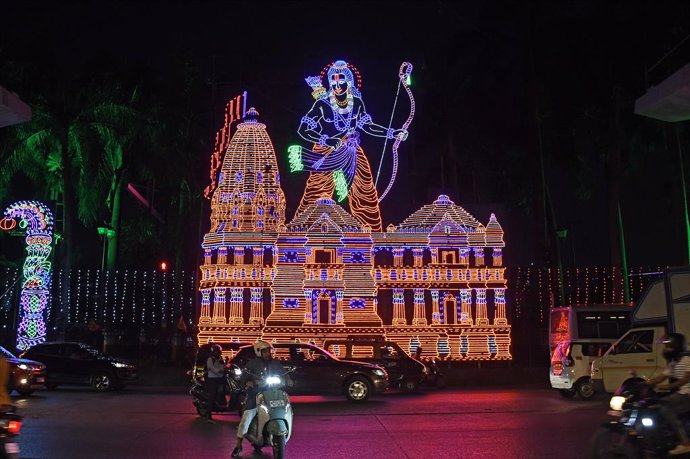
[
  {"x1": 20, "y1": 342, "x2": 136, "y2": 392},
  {"x1": 323, "y1": 339, "x2": 427, "y2": 393},
  {"x1": 231, "y1": 342, "x2": 388, "y2": 402},
  {"x1": 1, "y1": 346, "x2": 46, "y2": 396}
]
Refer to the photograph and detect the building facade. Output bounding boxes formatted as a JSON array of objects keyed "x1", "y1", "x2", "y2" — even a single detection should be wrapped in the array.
[{"x1": 197, "y1": 108, "x2": 510, "y2": 360}]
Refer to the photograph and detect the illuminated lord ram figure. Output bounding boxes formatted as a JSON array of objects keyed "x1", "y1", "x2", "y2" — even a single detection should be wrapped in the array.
[
  {"x1": 289, "y1": 60, "x2": 413, "y2": 232},
  {"x1": 197, "y1": 60, "x2": 510, "y2": 361}
]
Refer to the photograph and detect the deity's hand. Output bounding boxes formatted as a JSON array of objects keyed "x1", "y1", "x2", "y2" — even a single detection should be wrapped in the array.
[
  {"x1": 324, "y1": 137, "x2": 342, "y2": 150},
  {"x1": 394, "y1": 129, "x2": 408, "y2": 141}
]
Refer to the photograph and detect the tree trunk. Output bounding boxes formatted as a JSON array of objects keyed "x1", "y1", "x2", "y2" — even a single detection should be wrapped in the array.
[
  {"x1": 58, "y1": 127, "x2": 77, "y2": 331},
  {"x1": 106, "y1": 170, "x2": 123, "y2": 270}
]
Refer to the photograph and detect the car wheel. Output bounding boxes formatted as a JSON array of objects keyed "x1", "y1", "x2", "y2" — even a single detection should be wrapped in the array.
[
  {"x1": 576, "y1": 378, "x2": 596, "y2": 400},
  {"x1": 345, "y1": 376, "x2": 371, "y2": 402},
  {"x1": 45, "y1": 382, "x2": 59, "y2": 390},
  {"x1": 559, "y1": 389, "x2": 576, "y2": 398},
  {"x1": 92, "y1": 372, "x2": 114, "y2": 392},
  {"x1": 402, "y1": 378, "x2": 419, "y2": 393}
]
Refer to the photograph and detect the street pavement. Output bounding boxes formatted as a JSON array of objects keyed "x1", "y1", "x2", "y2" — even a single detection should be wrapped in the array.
[{"x1": 12, "y1": 385, "x2": 609, "y2": 459}]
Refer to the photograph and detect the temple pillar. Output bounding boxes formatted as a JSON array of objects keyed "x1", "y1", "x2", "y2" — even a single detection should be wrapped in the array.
[
  {"x1": 492, "y1": 248, "x2": 503, "y2": 267},
  {"x1": 217, "y1": 246, "x2": 228, "y2": 264},
  {"x1": 473, "y1": 247, "x2": 484, "y2": 266},
  {"x1": 475, "y1": 288, "x2": 489, "y2": 326},
  {"x1": 393, "y1": 248, "x2": 403, "y2": 267},
  {"x1": 229, "y1": 287, "x2": 243, "y2": 324},
  {"x1": 249, "y1": 287, "x2": 263, "y2": 325},
  {"x1": 392, "y1": 288, "x2": 406, "y2": 326},
  {"x1": 412, "y1": 288, "x2": 427, "y2": 325},
  {"x1": 303, "y1": 289, "x2": 313, "y2": 324},
  {"x1": 460, "y1": 289, "x2": 473, "y2": 325},
  {"x1": 431, "y1": 289, "x2": 440, "y2": 324},
  {"x1": 212, "y1": 287, "x2": 227, "y2": 324},
  {"x1": 253, "y1": 247, "x2": 264, "y2": 266},
  {"x1": 200, "y1": 288, "x2": 211, "y2": 324},
  {"x1": 234, "y1": 246, "x2": 245, "y2": 265},
  {"x1": 335, "y1": 290, "x2": 344, "y2": 324},
  {"x1": 493, "y1": 288, "x2": 507, "y2": 325},
  {"x1": 412, "y1": 248, "x2": 423, "y2": 267}
]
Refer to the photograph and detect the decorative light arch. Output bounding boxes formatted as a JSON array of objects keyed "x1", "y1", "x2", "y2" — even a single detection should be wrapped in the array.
[{"x1": 0, "y1": 201, "x2": 54, "y2": 350}]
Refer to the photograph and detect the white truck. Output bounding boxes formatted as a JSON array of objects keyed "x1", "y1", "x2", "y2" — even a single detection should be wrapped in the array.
[{"x1": 591, "y1": 267, "x2": 690, "y2": 393}]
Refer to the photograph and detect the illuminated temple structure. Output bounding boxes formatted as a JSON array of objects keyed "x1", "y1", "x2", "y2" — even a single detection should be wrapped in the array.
[{"x1": 197, "y1": 107, "x2": 510, "y2": 360}]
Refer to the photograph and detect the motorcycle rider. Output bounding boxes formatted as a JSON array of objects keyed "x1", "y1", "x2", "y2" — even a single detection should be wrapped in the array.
[
  {"x1": 646, "y1": 333, "x2": 690, "y2": 455},
  {"x1": 231, "y1": 340, "x2": 284, "y2": 458},
  {"x1": 204, "y1": 344, "x2": 226, "y2": 423}
]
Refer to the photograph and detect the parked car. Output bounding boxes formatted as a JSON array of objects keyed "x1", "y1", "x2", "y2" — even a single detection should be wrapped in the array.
[
  {"x1": 550, "y1": 338, "x2": 613, "y2": 399},
  {"x1": 0, "y1": 346, "x2": 46, "y2": 396},
  {"x1": 323, "y1": 339, "x2": 427, "y2": 393},
  {"x1": 20, "y1": 342, "x2": 136, "y2": 392},
  {"x1": 231, "y1": 342, "x2": 388, "y2": 402}
]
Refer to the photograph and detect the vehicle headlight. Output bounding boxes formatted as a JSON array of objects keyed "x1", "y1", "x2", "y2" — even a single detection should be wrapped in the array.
[
  {"x1": 112, "y1": 362, "x2": 130, "y2": 368},
  {"x1": 609, "y1": 396, "x2": 626, "y2": 411},
  {"x1": 265, "y1": 376, "x2": 281, "y2": 385},
  {"x1": 373, "y1": 369, "x2": 385, "y2": 377},
  {"x1": 233, "y1": 368, "x2": 242, "y2": 376},
  {"x1": 641, "y1": 417, "x2": 653, "y2": 427},
  {"x1": 17, "y1": 364, "x2": 29, "y2": 370}
]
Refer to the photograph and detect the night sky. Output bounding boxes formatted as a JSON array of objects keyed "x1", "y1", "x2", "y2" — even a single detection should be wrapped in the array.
[{"x1": 2, "y1": 0, "x2": 690, "y2": 269}]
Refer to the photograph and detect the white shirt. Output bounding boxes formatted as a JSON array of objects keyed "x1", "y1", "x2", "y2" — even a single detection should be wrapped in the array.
[
  {"x1": 664, "y1": 355, "x2": 690, "y2": 395},
  {"x1": 206, "y1": 356, "x2": 226, "y2": 378}
]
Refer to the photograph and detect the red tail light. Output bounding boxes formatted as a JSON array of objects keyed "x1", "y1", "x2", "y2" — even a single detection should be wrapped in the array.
[{"x1": 7, "y1": 420, "x2": 21, "y2": 434}]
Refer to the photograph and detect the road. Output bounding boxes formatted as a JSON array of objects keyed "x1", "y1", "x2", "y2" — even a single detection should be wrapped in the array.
[{"x1": 12, "y1": 385, "x2": 609, "y2": 459}]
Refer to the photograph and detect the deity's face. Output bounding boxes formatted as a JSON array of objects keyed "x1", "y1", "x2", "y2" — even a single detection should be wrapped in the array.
[{"x1": 329, "y1": 72, "x2": 349, "y2": 96}]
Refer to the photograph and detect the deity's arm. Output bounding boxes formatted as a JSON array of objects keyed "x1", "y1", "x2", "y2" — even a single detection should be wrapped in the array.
[
  {"x1": 298, "y1": 101, "x2": 328, "y2": 145},
  {"x1": 356, "y1": 98, "x2": 395, "y2": 139}
]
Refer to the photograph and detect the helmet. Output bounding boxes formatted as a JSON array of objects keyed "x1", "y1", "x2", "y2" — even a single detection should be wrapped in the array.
[
  {"x1": 253, "y1": 340, "x2": 274, "y2": 358},
  {"x1": 663, "y1": 333, "x2": 686, "y2": 351},
  {"x1": 211, "y1": 344, "x2": 222, "y2": 355}
]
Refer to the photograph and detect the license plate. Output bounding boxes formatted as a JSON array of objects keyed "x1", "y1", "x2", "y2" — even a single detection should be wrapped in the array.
[
  {"x1": 5, "y1": 442, "x2": 19, "y2": 454},
  {"x1": 269, "y1": 400, "x2": 286, "y2": 408},
  {"x1": 36, "y1": 377, "x2": 45, "y2": 383}
]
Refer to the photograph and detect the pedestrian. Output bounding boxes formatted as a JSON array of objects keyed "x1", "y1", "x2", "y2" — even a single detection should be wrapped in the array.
[{"x1": 205, "y1": 344, "x2": 225, "y2": 423}]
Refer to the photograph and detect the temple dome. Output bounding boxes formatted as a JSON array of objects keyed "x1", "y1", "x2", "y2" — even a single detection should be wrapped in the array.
[
  {"x1": 287, "y1": 196, "x2": 364, "y2": 232},
  {"x1": 395, "y1": 195, "x2": 482, "y2": 232}
]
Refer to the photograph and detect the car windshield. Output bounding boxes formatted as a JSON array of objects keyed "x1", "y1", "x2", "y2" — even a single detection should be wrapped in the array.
[
  {"x1": 79, "y1": 345, "x2": 102, "y2": 356},
  {"x1": 0, "y1": 346, "x2": 15, "y2": 359}
]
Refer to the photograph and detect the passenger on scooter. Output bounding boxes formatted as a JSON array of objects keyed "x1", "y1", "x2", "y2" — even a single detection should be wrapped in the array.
[
  {"x1": 231, "y1": 340, "x2": 284, "y2": 458},
  {"x1": 646, "y1": 333, "x2": 690, "y2": 456},
  {"x1": 205, "y1": 344, "x2": 226, "y2": 423}
]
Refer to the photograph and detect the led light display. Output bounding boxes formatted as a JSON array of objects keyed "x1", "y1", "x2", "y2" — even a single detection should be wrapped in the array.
[
  {"x1": 197, "y1": 82, "x2": 510, "y2": 361},
  {"x1": 0, "y1": 201, "x2": 53, "y2": 350}
]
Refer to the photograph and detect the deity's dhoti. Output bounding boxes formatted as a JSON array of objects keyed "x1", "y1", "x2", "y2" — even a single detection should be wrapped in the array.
[{"x1": 297, "y1": 143, "x2": 382, "y2": 232}]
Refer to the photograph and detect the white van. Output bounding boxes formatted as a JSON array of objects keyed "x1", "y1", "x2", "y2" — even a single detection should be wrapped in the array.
[{"x1": 550, "y1": 339, "x2": 613, "y2": 399}]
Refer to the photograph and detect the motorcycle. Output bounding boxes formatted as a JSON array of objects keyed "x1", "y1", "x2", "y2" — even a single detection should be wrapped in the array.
[
  {"x1": 243, "y1": 369, "x2": 294, "y2": 459},
  {"x1": 592, "y1": 381, "x2": 690, "y2": 458},
  {"x1": 190, "y1": 363, "x2": 244, "y2": 418},
  {"x1": 423, "y1": 358, "x2": 446, "y2": 389},
  {"x1": 0, "y1": 408, "x2": 21, "y2": 459}
]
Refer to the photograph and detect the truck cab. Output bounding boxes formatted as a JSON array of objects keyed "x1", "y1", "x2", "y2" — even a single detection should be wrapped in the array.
[{"x1": 591, "y1": 267, "x2": 690, "y2": 393}]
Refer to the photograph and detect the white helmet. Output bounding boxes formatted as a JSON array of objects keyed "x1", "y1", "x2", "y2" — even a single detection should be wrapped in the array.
[{"x1": 253, "y1": 340, "x2": 273, "y2": 357}]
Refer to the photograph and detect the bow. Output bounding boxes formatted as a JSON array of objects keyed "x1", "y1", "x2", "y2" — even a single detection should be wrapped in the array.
[{"x1": 375, "y1": 62, "x2": 415, "y2": 202}]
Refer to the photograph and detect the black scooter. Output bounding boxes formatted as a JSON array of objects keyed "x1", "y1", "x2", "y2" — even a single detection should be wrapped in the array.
[
  {"x1": 0, "y1": 408, "x2": 21, "y2": 459},
  {"x1": 190, "y1": 364, "x2": 244, "y2": 418},
  {"x1": 592, "y1": 381, "x2": 690, "y2": 458}
]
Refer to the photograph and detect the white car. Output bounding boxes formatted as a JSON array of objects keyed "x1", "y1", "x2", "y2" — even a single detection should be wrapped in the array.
[{"x1": 550, "y1": 339, "x2": 613, "y2": 399}]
